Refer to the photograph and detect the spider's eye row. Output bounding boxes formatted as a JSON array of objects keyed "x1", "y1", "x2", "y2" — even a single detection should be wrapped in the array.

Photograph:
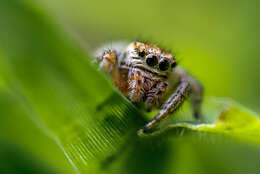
[
  {"x1": 171, "y1": 62, "x2": 177, "y2": 69},
  {"x1": 138, "y1": 50, "x2": 146, "y2": 57},
  {"x1": 159, "y1": 59, "x2": 169, "y2": 71},
  {"x1": 146, "y1": 54, "x2": 158, "y2": 67}
]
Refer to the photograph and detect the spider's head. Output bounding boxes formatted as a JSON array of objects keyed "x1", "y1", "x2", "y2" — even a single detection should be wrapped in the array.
[{"x1": 125, "y1": 41, "x2": 177, "y2": 77}]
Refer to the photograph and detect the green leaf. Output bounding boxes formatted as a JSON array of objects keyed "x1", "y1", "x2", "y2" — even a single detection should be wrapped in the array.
[
  {"x1": 0, "y1": 140, "x2": 59, "y2": 174},
  {"x1": 0, "y1": 89, "x2": 75, "y2": 174},
  {"x1": 0, "y1": 0, "x2": 144, "y2": 173},
  {"x1": 140, "y1": 97, "x2": 260, "y2": 145},
  {"x1": 1, "y1": 1, "x2": 260, "y2": 174}
]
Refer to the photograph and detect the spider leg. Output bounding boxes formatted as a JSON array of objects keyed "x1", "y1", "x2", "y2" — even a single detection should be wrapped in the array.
[
  {"x1": 173, "y1": 68, "x2": 204, "y2": 120},
  {"x1": 190, "y1": 81, "x2": 204, "y2": 119},
  {"x1": 97, "y1": 50, "x2": 120, "y2": 87},
  {"x1": 128, "y1": 68, "x2": 146, "y2": 103},
  {"x1": 145, "y1": 81, "x2": 168, "y2": 112},
  {"x1": 141, "y1": 80, "x2": 191, "y2": 133}
]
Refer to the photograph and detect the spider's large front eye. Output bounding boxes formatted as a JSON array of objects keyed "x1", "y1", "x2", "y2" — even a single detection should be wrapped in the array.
[
  {"x1": 138, "y1": 50, "x2": 146, "y2": 57},
  {"x1": 159, "y1": 59, "x2": 169, "y2": 71},
  {"x1": 171, "y1": 62, "x2": 177, "y2": 69},
  {"x1": 146, "y1": 54, "x2": 158, "y2": 67}
]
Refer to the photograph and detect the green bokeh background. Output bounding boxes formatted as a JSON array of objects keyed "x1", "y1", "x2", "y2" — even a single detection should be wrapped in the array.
[{"x1": 40, "y1": 0, "x2": 260, "y2": 113}]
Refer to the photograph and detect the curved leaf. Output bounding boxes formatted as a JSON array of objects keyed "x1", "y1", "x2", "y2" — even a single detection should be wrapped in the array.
[{"x1": 0, "y1": 0, "x2": 144, "y2": 173}]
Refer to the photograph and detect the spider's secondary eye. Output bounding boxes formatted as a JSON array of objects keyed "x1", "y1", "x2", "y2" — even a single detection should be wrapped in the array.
[
  {"x1": 159, "y1": 59, "x2": 169, "y2": 71},
  {"x1": 146, "y1": 54, "x2": 158, "y2": 67},
  {"x1": 171, "y1": 62, "x2": 177, "y2": 68},
  {"x1": 138, "y1": 50, "x2": 146, "y2": 57}
]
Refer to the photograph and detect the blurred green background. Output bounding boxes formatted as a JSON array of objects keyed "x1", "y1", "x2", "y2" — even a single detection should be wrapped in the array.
[
  {"x1": 40, "y1": 0, "x2": 260, "y2": 113},
  {"x1": 1, "y1": 0, "x2": 260, "y2": 174}
]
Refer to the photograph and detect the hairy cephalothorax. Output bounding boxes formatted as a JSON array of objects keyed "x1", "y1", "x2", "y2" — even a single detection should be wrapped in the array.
[{"x1": 95, "y1": 41, "x2": 204, "y2": 134}]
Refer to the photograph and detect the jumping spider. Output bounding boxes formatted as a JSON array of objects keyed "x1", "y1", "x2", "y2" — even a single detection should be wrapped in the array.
[{"x1": 95, "y1": 41, "x2": 203, "y2": 134}]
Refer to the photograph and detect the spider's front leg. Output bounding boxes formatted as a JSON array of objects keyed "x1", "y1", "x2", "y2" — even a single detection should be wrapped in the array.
[
  {"x1": 174, "y1": 68, "x2": 204, "y2": 119},
  {"x1": 96, "y1": 50, "x2": 120, "y2": 87},
  {"x1": 140, "y1": 68, "x2": 204, "y2": 134},
  {"x1": 128, "y1": 68, "x2": 145, "y2": 103},
  {"x1": 141, "y1": 80, "x2": 191, "y2": 133}
]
